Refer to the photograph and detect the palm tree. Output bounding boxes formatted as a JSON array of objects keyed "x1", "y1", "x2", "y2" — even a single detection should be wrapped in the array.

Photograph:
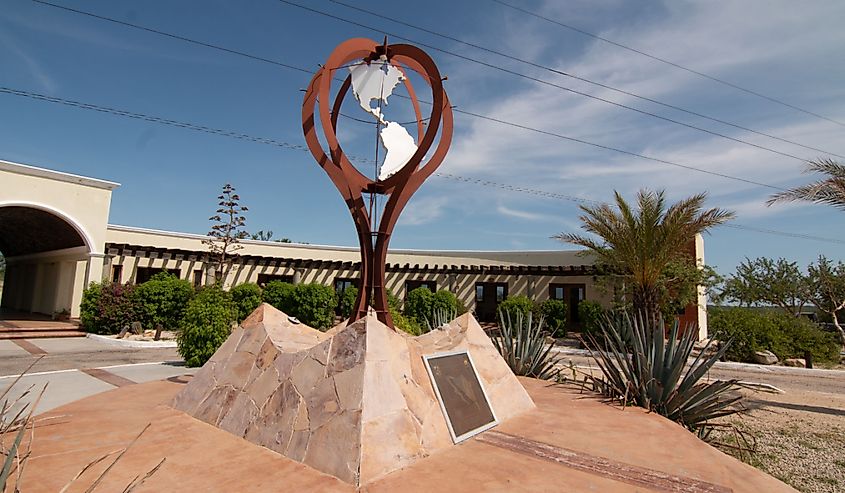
[
  {"x1": 768, "y1": 158, "x2": 845, "y2": 210},
  {"x1": 555, "y1": 190, "x2": 733, "y2": 324}
]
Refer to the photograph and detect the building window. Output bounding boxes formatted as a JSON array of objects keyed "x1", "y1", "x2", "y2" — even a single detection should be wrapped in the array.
[
  {"x1": 257, "y1": 274, "x2": 294, "y2": 286},
  {"x1": 135, "y1": 267, "x2": 181, "y2": 284},
  {"x1": 405, "y1": 279, "x2": 436, "y2": 296},
  {"x1": 334, "y1": 278, "x2": 359, "y2": 294},
  {"x1": 548, "y1": 283, "x2": 586, "y2": 328},
  {"x1": 476, "y1": 285, "x2": 484, "y2": 302},
  {"x1": 193, "y1": 269, "x2": 203, "y2": 288},
  {"x1": 111, "y1": 265, "x2": 123, "y2": 283}
]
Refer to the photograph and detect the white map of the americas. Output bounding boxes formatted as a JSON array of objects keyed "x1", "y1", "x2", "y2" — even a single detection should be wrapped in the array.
[{"x1": 349, "y1": 61, "x2": 418, "y2": 181}]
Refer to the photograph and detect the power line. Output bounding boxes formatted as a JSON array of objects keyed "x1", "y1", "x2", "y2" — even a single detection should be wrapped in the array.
[
  {"x1": 23, "y1": 0, "x2": 791, "y2": 191},
  {"x1": 277, "y1": 0, "x2": 815, "y2": 164},
  {"x1": 3, "y1": 85, "x2": 840, "y2": 245},
  {"x1": 489, "y1": 0, "x2": 845, "y2": 128},
  {"x1": 329, "y1": 0, "x2": 845, "y2": 160}
]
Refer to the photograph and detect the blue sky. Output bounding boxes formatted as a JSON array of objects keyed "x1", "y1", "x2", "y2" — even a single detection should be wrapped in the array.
[{"x1": 2, "y1": 0, "x2": 844, "y2": 277}]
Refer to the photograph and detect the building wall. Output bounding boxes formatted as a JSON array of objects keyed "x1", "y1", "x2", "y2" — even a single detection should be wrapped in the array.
[
  {"x1": 0, "y1": 161, "x2": 119, "y2": 317},
  {"x1": 105, "y1": 225, "x2": 611, "y2": 321}
]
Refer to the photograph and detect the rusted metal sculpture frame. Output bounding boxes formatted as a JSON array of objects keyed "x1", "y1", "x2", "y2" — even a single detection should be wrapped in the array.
[{"x1": 302, "y1": 38, "x2": 453, "y2": 329}]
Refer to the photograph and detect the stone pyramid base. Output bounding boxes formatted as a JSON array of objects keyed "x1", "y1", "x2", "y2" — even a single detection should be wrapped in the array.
[{"x1": 171, "y1": 304, "x2": 534, "y2": 486}]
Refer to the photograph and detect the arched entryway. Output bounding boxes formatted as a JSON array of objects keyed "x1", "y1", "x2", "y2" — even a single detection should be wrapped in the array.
[{"x1": 0, "y1": 204, "x2": 96, "y2": 318}]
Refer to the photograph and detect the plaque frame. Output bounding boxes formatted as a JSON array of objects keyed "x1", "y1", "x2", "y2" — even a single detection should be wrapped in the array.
[{"x1": 422, "y1": 349, "x2": 499, "y2": 443}]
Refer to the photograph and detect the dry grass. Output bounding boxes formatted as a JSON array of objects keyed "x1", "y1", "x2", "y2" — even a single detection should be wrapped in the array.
[{"x1": 710, "y1": 390, "x2": 845, "y2": 493}]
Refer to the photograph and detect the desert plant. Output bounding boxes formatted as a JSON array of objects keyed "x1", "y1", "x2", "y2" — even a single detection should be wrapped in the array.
[
  {"x1": 497, "y1": 295, "x2": 535, "y2": 319},
  {"x1": 538, "y1": 299, "x2": 567, "y2": 337},
  {"x1": 79, "y1": 281, "x2": 138, "y2": 334},
  {"x1": 423, "y1": 306, "x2": 457, "y2": 332},
  {"x1": 132, "y1": 272, "x2": 194, "y2": 331},
  {"x1": 491, "y1": 310, "x2": 562, "y2": 379},
  {"x1": 1, "y1": 358, "x2": 45, "y2": 493},
  {"x1": 581, "y1": 313, "x2": 741, "y2": 432},
  {"x1": 230, "y1": 282, "x2": 263, "y2": 322},
  {"x1": 177, "y1": 286, "x2": 237, "y2": 367},
  {"x1": 262, "y1": 280, "x2": 297, "y2": 314},
  {"x1": 291, "y1": 283, "x2": 337, "y2": 330},
  {"x1": 767, "y1": 158, "x2": 845, "y2": 211},
  {"x1": 203, "y1": 183, "x2": 249, "y2": 284},
  {"x1": 557, "y1": 189, "x2": 733, "y2": 324}
]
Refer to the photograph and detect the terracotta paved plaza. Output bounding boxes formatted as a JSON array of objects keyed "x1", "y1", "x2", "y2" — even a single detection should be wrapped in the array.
[{"x1": 20, "y1": 377, "x2": 795, "y2": 492}]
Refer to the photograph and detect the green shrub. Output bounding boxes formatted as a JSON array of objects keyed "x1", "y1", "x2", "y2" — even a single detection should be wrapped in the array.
[
  {"x1": 578, "y1": 300, "x2": 605, "y2": 336},
  {"x1": 338, "y1": 286, "x2": 359, "y2": 318},
  {"x1": 431, "y1": 289, "x2": 459, "y2": 316},
  {"x1": 391, "y1": 306, "x2": 422, "y2": 336},
  {"x1": 405, "y1": 287, "x2": 434, "y2": 322},
  {"x1": 230, "y1": 282, "x2": 263, "y2": 322},
  {"x1": 177, "y1": 286, "x2": 237, "y2": 367},
  {"x1": 132, "y1": 272, "x2": 193, "y2": 331},
  {"x1": 262, "y1": 281, "x2": 296, "y2": 314},
  {"x1": 710, "y1": 308, "x2": 840, "y2": 363},
  {"x1": 292, "y1": 283, "x2": 338, "y2": 330},
  {"x1": 79, "y1": 281, "x2": 138, "y2": 334},
  {"x1": 497, "y1": 295, "x2": 535, "y2": 319},
  {"x1": 539, "y1": 299, "x2": 568, "y2": 337}
]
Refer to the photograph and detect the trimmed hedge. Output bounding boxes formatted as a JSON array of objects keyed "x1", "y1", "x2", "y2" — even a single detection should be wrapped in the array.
[
  {"x1": 79, "y1": 281, "x2": 137, "y2": 334},
  {"x1": 338, "y1": 286, "x2": 359, "y2": 318},
  {"x1": 497, "y1": 295, "x2": 535, "y2": 319},
  {"x1": 132, "y1": 272, "x2": 194, "y2": 331},
  {"x1": 538, "y1": 299, "x2": 568, "y2": 337},
  {"x1": 230, "y1": 282, "x2": 263, "y2": 322},
  {"x1": 709, "y1": 307, "x2": 840, "y2": 364},
  {"x1": 577, "y1": 300, "x2": 605, "y2": 337},
  {"x1": 262, "y1": 281, "x2": 296, "y2": 314},
  {"x1": 405, "y1": 287, "x2": 434, "y2": 323},
  {"x1": 177, "y1": 286, "x2": 238, "y2": 367},
  {"x1": 291, "y1": 283, "x2": 338, "y2": 330}
]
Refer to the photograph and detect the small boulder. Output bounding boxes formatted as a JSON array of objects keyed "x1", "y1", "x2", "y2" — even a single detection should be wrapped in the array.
[
  {"x1": 784, "y1": 358, "x2": 806, "y2": 367},
  {"x1": 753, "y1": 350, "x2": 778, "y2": 365}
]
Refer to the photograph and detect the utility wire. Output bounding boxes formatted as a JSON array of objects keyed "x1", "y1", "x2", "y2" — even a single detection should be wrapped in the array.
[
  {"x1": 27, "y1": 0, "x2": 790, "y2": 190},
  {"x1": 277, "y1": 0, "x2": 814, "y2": 164},
  {"x1": 489, "y1": 0, "x2": 845, "y2": 128},
  {"x1": 3, "y1": 85, "x2": 841, "y2": 245},
  {"x1": 330, "y1": 0, "x2": 845, "y2": 160}
]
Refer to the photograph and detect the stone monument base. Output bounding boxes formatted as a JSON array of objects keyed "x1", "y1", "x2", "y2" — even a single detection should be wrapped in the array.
[{"x1": 171, "y1": 304, "x2": 534, "y2": 486}]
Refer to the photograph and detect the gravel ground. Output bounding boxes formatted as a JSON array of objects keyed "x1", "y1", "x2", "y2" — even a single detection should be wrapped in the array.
[{"x1": 709, "y1": 385, "x2": 845, "y2": 493}]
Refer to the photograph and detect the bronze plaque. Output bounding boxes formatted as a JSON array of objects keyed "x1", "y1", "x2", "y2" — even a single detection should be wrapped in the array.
[{"x1": 423, "y1": 351, "x2": 497, "y2": 443}]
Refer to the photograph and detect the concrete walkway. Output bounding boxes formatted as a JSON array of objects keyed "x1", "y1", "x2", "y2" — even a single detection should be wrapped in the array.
[{"x1": 18, "y1": 377, "x2": 795, "y2": 492}]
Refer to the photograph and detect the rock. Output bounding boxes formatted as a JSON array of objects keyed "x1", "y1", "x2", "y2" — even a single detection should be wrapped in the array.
[
  {"x1": 753, "y1": 350, "x2": 778, "y2": 365},
  {"x1": 784, "y1": 358, "x2": 806, "y2": 367}
]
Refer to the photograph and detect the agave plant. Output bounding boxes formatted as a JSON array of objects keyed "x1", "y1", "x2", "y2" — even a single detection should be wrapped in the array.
[
  {"x1": 582, "y1": 313, "x2": 741, "y2": 431},
  {"x1": 492, "y1": 309, "x2": 562, "y2": 380},
  {"x1": 423, "y1": 306, "x2": 457, "y2": 333}
]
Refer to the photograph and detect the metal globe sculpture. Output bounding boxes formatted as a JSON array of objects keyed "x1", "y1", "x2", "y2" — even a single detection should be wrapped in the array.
[{"x1": 302, "y1": 37, "x2": 453, "y2": 328}]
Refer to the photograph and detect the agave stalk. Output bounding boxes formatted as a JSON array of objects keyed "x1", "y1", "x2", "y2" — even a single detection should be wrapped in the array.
[
  {"x1": 423, "y1": 306, "x2": 457, "y2": 333},
  {"x1": 492, "y1": 309, "x2": 562, "y2": 380},
  {"x1": 582, "y1": 313, "x2": 742, "y2": 431}
]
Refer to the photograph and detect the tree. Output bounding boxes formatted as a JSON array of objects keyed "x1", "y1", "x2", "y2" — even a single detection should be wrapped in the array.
[
  {"x1": 556, "y1": 190, "x2": 733, "y2": 324},
  {"x1": 251, "y1": 230, "x2": 274, "y2": 241},
  {"x1": 720, "y1": 257, "x2": 810, "y2": 316},
  {"x1": 203, "y1": 183, "x2": 249, "y2": 284},
  {"x1": 768, "y1": 158, "x2": 845, "y2": 211},
  {"x1": 251, "y1": 229, "x2": 292, "y2": 243},
  {"x1": 807, "y1": 255, "x2": 845, "y2": 348}
]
